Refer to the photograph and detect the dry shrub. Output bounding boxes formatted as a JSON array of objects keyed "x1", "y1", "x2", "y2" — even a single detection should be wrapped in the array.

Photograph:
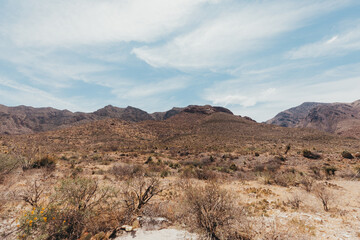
[
  {"x1": 0, "y1": 153, "x2": 21, "y2": 183},
  {"x1": 23, "y1": 155, "x2": 57, "y2": 171},
  {"x1": 183, "y1": 182, "x2": 250, "y2": 240},
  {"x1": 300, "y1": 175, "x2": 315, "y2": 192},
  {"x1": 194, "y1": 168, "x2": 217, "y2": 180},
  {"x1": 111, "y1": 163, "x2": 144, "y2": 179},
  {"x1": 181, "y1": 166, "x2": 217, "y2": 180},
  {"x1": 274, "y1": 169, "x2": 301, "y2": 187},
  {"x1": 18, "y1": 177, "x2": 119, "y2": 240},
  {"x1": 314, "y1": 184, "x2": 333, "y2": 212},
  {"x1": 123, "y1": 177, "x2": 162, "y2": 215},
  {"x1": 309, "y1": 165, "x2": 322, "y2": 179},
  {"x1": 252, "y1": 218, "x2": 312, "y2": 240},
  {"x1": 287, "y1": 193, "x2": 302, "y2": 209},
  {"x1": 260, "y1": 171, "x2": 275, "y2": 185},
  {"x1": 21, "y1": 180, "x2": 43, "y2": 207}
]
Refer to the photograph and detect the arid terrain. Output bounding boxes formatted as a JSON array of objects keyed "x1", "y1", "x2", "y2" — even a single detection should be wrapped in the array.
[{"x1": 1, "y1": 104, "x2": 360, "y2": 239}]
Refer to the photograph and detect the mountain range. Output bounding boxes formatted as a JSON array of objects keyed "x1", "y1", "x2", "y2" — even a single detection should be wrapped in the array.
[
  {"x1": 0, "y1": 104, "x2": 233, "y2": 135},
  {"x1": 1, "y1": 99, "x2": 360, "y2": 138}
]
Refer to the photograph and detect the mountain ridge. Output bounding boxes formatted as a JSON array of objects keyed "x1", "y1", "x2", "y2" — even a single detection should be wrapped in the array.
[
  {"x1": 0, "y1": 104, "x2": 235, "y2": 135},
  {"x1": 267, "y1": 99, "x2": 360, "y2": 138}
]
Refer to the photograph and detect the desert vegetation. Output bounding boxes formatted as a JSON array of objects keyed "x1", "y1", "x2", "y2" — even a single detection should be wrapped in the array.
[{"x1": 1, "y1": 111, "x2": 360, "y2": 239}]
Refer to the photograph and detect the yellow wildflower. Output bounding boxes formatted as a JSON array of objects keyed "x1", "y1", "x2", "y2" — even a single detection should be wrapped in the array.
[
  {"x1": 40, "y1": 211, "x2": 43, "y2": 214},
  {"x1": 31, "y1": 211, "x2": 34, "y2": 215},
  {"x1": 63, "y1": 220, "x2": 66, "y2": 223},
  {"x1": 32, "y1": 207, "x2": 35, "y2": 210},
  {"x1": 41, "y1": 207, "x2": 45, "y2": 210},
  {"x1": 52, "y1": 217, "x2": 55, "y2": 220},
  {"x1": 29, "y1": 220, "x2": 33, "y2": 224},
  {"x1": 43, "y1": 217, "x2": 47, "y2": 222},
  {"x1": 34, "y1": 217, "x2": 37, "y2": 220},
  {"x1": 17, "y1": 224, "x2": 20, "y2": 228}
]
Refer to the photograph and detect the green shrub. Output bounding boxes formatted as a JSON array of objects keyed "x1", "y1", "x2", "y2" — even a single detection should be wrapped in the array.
[
  {"x1": 145, "y1": 156, "x2": 153, "y2": 164},
  {"x1": 169, "y1": 162, "x2": 181, "y2": 169},
  {"x1": 160, "y1": 170, "x2": 170, "y2": 178},
  {"x1": 229, "y1": 164, "x2": 239, "y2": 171},
  {"x1": 31, "y1": 155, "x2": 57, "y2": 169},
  {"x1": 324, "y1": 166, "x2": 337, "y2": 176},
  {"x1": 341, "y1": 151, "x2": 354, "y2": 159},
  {"x1": 302, "y1": 150, "x2": 321, "y2": 159}
]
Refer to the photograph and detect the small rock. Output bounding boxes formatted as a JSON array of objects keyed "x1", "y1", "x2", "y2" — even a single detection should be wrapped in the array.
[{"x1": 121, "y1": 225, "x2": 133, "y2": 232}]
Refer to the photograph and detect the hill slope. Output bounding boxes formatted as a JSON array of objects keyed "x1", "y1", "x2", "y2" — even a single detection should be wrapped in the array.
[{"x1": 267, "y1": 100, "x2": 360, "y2": 138}]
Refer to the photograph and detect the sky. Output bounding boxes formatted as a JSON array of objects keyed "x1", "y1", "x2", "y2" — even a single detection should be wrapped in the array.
[{"x1": 0, "y1": 0, "x2": 360, "y2": 122}]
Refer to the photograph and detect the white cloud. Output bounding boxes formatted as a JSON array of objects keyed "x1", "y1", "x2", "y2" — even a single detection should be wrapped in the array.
[
  {"x1": 112, "y1": 77, "x2": 189, "y2": 98},
  {"x1": 287, "y1": 21, "x2": 360, "y2": 59},
  {"x1": 0, "y1": 76, "x2": 78, "y2": 110},
  {"x1": 133, "y1": 0, "x2": 351, "y2": 70},
  {"x1": 203, "y1": 78, "x2": 277, "y2": 107},
  {"x1": 0, "y1": 0, "x2": 209, "y2": 47}
]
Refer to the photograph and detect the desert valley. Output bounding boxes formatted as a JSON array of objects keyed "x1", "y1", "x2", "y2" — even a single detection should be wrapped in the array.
[{"x1": 1, "y1": 102, "x2": 360, "y2": 239}]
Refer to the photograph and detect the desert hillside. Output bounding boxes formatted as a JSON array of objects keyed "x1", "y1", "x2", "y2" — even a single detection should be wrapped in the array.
[{"x1": 267, "y1": 100, "x2": 360, "y2": 138}]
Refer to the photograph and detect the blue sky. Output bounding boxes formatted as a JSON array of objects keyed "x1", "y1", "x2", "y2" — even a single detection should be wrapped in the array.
[{"x1": 1, "y1": 0, "x2": 360, "y2": 121}]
